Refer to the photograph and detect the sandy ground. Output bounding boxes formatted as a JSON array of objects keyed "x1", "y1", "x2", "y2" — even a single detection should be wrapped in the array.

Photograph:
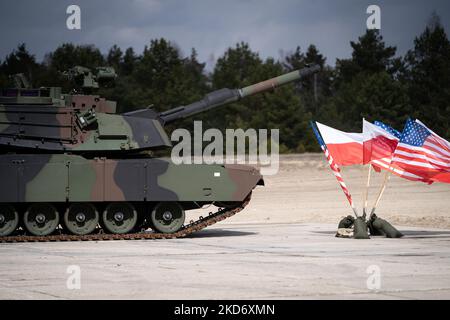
[
  {"x1": 1, "y1": 153, "x2": 450, "y2": 300},
  {"x1": 190, "y1": 153, "x2": 450, "y2": 229}
]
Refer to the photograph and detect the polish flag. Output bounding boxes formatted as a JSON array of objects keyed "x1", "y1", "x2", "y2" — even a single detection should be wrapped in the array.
[
  {"x1": 362, "y1": 119, "x2": 398, "y2": 166},
  {"x1": 315, "y1": 122, "x2": 365, "y2": 166}
]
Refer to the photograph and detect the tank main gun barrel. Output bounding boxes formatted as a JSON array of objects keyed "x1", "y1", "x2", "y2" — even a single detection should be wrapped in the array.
[
  {"x1": 239, "y1": 64, "x2": 320, "y2": 98},
  {"x1": 158, "y1": 64, "x2": 320, "y2": 124}
]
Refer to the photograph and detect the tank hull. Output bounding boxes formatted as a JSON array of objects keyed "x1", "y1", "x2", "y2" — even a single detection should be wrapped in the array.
[
  {"x1": 0, "y1": 154, "x2": 263, "y2": 237},
  {"x1": 0, "y1": 154, "x2": 262, "y2": 203}
]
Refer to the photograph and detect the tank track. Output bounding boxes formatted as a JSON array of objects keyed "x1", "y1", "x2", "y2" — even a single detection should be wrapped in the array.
[{"x1": 0, "y1": 196, "x2": 250, "y2": 243}]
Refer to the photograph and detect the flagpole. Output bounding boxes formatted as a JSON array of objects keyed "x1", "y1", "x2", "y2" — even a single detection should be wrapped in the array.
[
  {"x1": 311, "y1": 121, "x2": 359, "y2": 217},
  {"x1": 366, "y1": 120, "x2": 403, "y2": 218},
  {"x1": 370, "y1": 171, "x2": 391, "y2": 217},
  {"x1": 362, "y1": 164, "x2": 372, "y2": 217}
]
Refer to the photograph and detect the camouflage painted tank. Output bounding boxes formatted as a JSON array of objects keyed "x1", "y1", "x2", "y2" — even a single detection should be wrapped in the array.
[{"x1": 0, "y1": 65, "x2": 319, "y2": 240}]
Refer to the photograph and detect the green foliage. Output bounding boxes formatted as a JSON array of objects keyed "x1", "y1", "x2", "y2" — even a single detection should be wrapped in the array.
[
  {"x1": 1, "y1": 14, "x2": 449, "y2": 152},
  {"x1": 122, "y1": 48, "x2": 137, "y2": 76},
  {"x1": 0, "y1": 43, "x2": 41, "y2": 86},
  {"x1": 47, "y1": 43, "x2": 105, "y2": 71},
  {"x1": 208, "y1": 43, "x2": 314, "y2": 152},
  {"x1": 107, "y1": 45, "x2": 123, "y2": 71},
  {"x1": 328, "y1": 29, "x2": 410, "y2": 132},
  {"x1": 403, "y1": 15, "x2": 450, "y2": 137},
  {"x1": 40, "y1": 43, "x2": 105, "y2": 90},
  {"x1": 326, "y1": 72, "x2": 409, "y2": 131},
  {"x1": 335, "y1": 30, "x2": 400, "y2": 86}
]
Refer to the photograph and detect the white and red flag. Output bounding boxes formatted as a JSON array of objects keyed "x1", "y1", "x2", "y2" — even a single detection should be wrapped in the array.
[
  {"x1": 315, "y1": 122, "x2": 365, "y2": 166},
  {"x1": 311, "y1": 121, "x2": 359, "y2": 215},
  {"x1": 363, "y1": 119, "x2": 398, "y2": 166}
]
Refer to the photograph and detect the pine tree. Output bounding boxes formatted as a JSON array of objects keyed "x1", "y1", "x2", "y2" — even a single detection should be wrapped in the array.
[
  {"x1": 213, "y1": 42, "x2": 262, "y2": 89},
  {"x1": 329, "y1": 30, "x2": 407, "y2": 131},
  {"x1": 209, "y1": 42, "x2": 263, "y2": 131},
  {"x1": 48, "y1": 43, "x2": 105, "y2": 71},
  {"x1": 122, "y1": 47, "x2": 137, "y2": 76},
  {"x1": 107, "y1": 45, "x2": 123, "y2": 71},
  {"x1": 336, "y1": 30, "x2": 399, "y2": 86},
  {"x1": 283, "y1": 46, "x2": 305, "y2": 70},
  {"x1": 283, "y1": 45, "x2": 332, "y2": 132},
  {"x1": 403, "y1": 13, "x2": 450, "y2": 137},
  {"x1": 0, "y1": 44, "x2": 41, "y2": 86},
  {"x1": 211, "y1": 43, "x2": 313, "y2": 152}
]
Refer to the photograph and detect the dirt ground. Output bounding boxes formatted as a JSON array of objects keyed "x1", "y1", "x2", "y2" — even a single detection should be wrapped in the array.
[{"x1": 190, "y1": 153, "x2": 450, "y2": 229}]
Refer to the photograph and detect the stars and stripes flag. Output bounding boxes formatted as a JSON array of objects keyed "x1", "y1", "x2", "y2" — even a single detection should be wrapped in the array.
[
  {"x1": 390, "y1": 119, "x2": 450, "y2": 184},
  {"x1": 363, "y1": 120, "x2": 429, "y2": 182},
  {"x1": 311, "y1": 121, "x2": 358, "y2": 215},
  {"x1": 374, "y1": 121, "x2": 402, "y2": 139}
]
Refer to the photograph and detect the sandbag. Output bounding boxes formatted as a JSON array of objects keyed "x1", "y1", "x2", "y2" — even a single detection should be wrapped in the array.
[
  {"x1": 353, "y1": 216, "x2": 370, "y2": 239},
  {"x1": 338, "y1": 215, "x2": 355, "y2": 229},
  {"x1": 367, "y1": 214, "x2": 386, "y2": 236},
  {"x1": 371, "y1": 214, "x2": 403, "y2": 238}
]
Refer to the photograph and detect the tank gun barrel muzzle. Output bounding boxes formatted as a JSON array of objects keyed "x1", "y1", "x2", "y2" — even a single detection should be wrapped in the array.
[
  {"x1": 159, "y1": 64, "x2": 320, "y2": 124},
  {"x1": 238, "y1": 64, "x2": 320, "y2": 98}
]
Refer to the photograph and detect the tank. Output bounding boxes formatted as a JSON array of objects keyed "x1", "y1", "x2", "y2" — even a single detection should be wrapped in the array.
[{"x1": 0, "y1": 64, "x2": 319, "y2": 241}]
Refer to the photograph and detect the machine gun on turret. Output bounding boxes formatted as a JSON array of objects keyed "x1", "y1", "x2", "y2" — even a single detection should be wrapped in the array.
[{"x1": 62, "y1": 66, "x2": 117, "y2": 93}]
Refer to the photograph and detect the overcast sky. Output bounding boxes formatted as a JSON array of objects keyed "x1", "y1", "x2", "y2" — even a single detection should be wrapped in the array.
[{"x1": 0, "y1": 0, "x2": 449, "y2": 70}]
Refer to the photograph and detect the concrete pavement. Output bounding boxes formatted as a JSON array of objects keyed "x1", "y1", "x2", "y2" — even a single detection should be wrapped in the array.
[{"x1": 1, "y1": 223, "x2": 450, "y2": 299}]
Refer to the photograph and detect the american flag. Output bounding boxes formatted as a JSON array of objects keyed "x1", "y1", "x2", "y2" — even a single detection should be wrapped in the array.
[
  {"x1": 391, "y1": 119, "x2": 450, "y2": 184},
  {"x1": 374, "y1": 121, "x2": 402, "y2": 139},
  {"x1": 311, "y1": 121, "x2": 357, "y2": 213},
  {"x1": 367, "y1": 120, "x2": 426, "y2": 181}
]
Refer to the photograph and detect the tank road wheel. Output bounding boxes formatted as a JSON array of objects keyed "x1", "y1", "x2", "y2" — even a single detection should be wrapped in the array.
[
  {"x1": 24, "y1": 203, "x2": 59, "y2": 236},
  {"x1": 151, "y1": 202, "x2": 185, "y2": 234},
  {"x1": 64, "y1": 203, "x2": 99, "y2": 235},
  {"x1": 0, "y1": 205, "x2": 19, "y2": 236},
  {"x1": 102, "y1": 203, "x2": 137, "y2": 234}
]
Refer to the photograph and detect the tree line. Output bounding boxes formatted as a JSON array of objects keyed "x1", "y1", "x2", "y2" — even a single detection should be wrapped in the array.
[{"x1": 1, "y1": 14, "x2": 449, "y2": 153}]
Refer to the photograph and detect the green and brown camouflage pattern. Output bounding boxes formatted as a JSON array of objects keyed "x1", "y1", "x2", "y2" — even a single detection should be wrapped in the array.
[
  {"x1": 0, "y1": 95, "x2": 171, "y2": 152},
  {"x1": 0, "y1": 154, "x2": 263, "y2": 204}
]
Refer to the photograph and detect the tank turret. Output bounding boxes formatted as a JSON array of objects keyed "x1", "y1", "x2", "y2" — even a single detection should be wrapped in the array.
[{"x1": 0, "y1": 65, "x2": 319, "y2": 155}]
